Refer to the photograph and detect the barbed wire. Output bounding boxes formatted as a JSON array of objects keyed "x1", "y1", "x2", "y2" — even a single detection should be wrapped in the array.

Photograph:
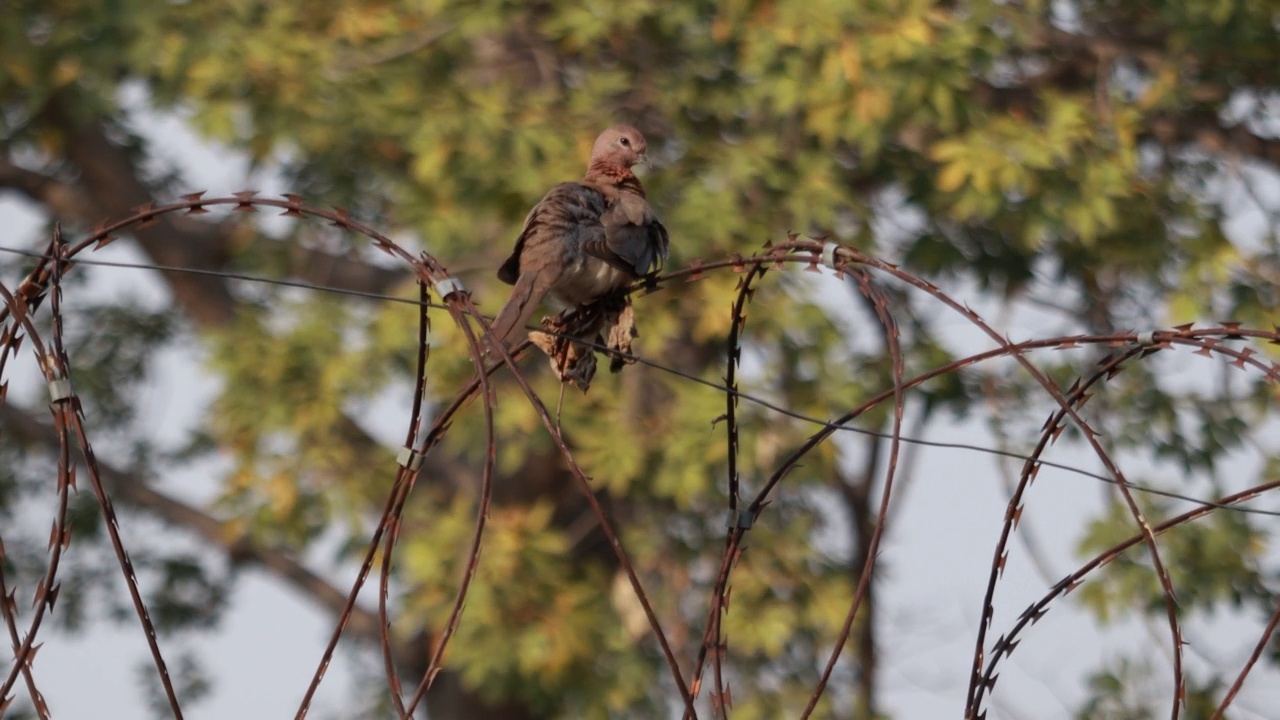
[
  {"x1": 0, "y1": 243, "x2": 442, "y2": 307},
  {"x1": 2, "y1": 243, "x2": 1274, "y2": 517},
  {"x1": 0, "y1": 193, "x2": 1277, "y2": 719}
]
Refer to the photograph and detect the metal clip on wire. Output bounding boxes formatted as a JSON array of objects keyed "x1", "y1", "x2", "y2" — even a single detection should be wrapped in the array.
[
  {"x1": 432, "y1": 276, "x2": 465, "y2": 300},
  {"x1": 726, "y1": 510, "x2": 754, "y2": 531},
  {"x1": 821, "y1": 241, "x2": 840, "y2": 270},
  {"x1": 47, "y1": 376, "x2": 72, "y2": 403},
  {"x1": 396, "y1": 446, "x2": 425, "y2": 471}
]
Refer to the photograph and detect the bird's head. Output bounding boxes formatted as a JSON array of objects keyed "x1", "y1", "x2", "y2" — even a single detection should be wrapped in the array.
[{"x1": 590, "y1": 125, "x2": 649, "y2": 169}]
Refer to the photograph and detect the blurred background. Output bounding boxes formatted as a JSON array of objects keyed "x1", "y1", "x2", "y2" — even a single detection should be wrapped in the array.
[{"x1": 1, "y1": 0, "x2": 1278, "y2": 717}]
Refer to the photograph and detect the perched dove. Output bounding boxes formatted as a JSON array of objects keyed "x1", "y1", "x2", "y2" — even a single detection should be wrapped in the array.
[{"x1": 489, "y1": 125, "x2": 669, "y2": 350}]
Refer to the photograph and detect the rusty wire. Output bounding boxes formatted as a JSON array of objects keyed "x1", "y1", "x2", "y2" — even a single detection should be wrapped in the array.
[{"x1": 0, "y1": 193, "x2": 1277, "y2": 718}]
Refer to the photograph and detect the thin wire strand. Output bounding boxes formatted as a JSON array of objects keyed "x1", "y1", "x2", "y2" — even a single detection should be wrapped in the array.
[
  {"x1": 0, "y1": 243, "x2": 435, "y2": 307},
  {"x1": 2, "y1": 244, "x2": 1278, "y2": 518}
]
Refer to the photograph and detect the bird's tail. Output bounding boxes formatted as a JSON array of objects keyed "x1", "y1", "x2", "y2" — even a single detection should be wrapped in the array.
[{"x1": 487, "y1": 271, "x2": 551, "y2": 351}]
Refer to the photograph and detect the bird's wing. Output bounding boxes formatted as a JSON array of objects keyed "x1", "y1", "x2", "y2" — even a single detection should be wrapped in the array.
[
  {"x1": 498, "y1": 182, "x2": 610, "y2": 284},
  {"x1": 587, "y1": 192, "x2": 669, "y2": 276}
]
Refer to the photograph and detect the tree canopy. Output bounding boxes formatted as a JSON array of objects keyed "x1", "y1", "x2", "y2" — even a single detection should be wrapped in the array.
[{"x1": 1, "y1": 0, "x2": 1278, "y2": 718}]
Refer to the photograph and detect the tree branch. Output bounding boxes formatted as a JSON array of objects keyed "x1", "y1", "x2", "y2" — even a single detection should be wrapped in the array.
[
  {"x1": 1148, "y1": 111, "x2": 1280, "y2": 166},
  {"x1": 0, "y1": 403, "x2": 388, "y2": 639},
  {"x1": 0, "y1": 398, "x2": 562, "y2": 717},
  {"x1": 35, "y1": 94, "x2": 416, "y2": 324},
  {"x1": 0, "y1": 157, "x2": 96, "y2": 225},
  {"x1": 0, "y1": 153, "x2": 412, "y2": 299},
  {"x1": 246, "y1": 237, "x2": 411, "y2": 299},
  {"x1": 38, "y1": 96, "x2": 237, "y2": 326}
]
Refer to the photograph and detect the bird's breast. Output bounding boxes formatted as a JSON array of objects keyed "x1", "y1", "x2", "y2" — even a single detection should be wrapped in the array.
[{"x1": 548, "y1": 256, "x2": 629, "y2": 308}]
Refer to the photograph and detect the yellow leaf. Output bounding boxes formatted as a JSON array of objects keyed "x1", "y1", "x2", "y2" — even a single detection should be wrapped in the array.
[
  {"x1": 937, "y1": 161, "x2": 967, "y2": 192},
  {"x1": 929, "y1": 139, "x2": 965, "y2": 162},
  {"x1": 971, "y1": 166, "x2": 991, "y2": 194},
  {"x1": 2, "y1": 58, "x2": 33, "y2": 87},
  {"x1": 838, "y1": 42, "x2": 862, "y2": 84},
  {"x1": 931, "y1": 83, "x2": 955, "y2": 126},
  {"x1": 852, "y1": 85, "x2": 890, "y2": 123},
  {"x1": 52, "y1": 58, "x2": 81, "y2": 87},
  {"x1": 268, "y1": 472, "x2": 298, "y2": 514},
  {"x1": 898, "y1": 17, "x2": 933, "y2": 45},
  {"x1": 410, "y1": 143, "x2": 450, "y2": 184},
  {"x1": 1137, "y1": 65, "x2": 1178, "y2": 111},
  {"x1": 1167, "y1": 293, "x2": 1201, "y2": 325},
  {"x1": 998, "y1": 163, "x2": 1022, "y2": 192}
]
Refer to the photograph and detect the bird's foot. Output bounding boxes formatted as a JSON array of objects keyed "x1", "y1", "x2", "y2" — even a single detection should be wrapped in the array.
[
  {"x1": 526, "y1": 295, "x2": 638, "y2": 390},
  {"x1": 531, "y1": 316, "x2": 597, "y2": 392}
]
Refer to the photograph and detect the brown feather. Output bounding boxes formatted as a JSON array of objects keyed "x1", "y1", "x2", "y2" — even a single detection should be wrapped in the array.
[{"x1": 490, "y1": 126, "x2": 670, "y2": 351}]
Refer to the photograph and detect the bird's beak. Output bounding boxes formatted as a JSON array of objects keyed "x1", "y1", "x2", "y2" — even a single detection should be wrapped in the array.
[{"x1": 637, "y1": 152, "x2": 650, "y2": 167}]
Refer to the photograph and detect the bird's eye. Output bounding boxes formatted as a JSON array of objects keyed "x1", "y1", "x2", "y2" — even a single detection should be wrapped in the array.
[{"x1": 620, "y1": 137, "x2": 631, "y2": 147}]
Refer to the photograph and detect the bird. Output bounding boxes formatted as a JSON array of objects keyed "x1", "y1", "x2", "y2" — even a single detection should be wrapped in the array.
[{"x1": 488, "y1": 125, "x2": 669, "y2": 351}]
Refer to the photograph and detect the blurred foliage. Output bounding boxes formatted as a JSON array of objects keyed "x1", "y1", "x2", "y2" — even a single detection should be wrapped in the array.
[
  {"x1": 1077, "y1": 657, "x2": 1225, "y2": 720},
  {"x1": 1077, "y1": 498, "x2": 1270, "y2": 621},
  {"x1": 1, "y1": 0, "x2": 1278, "y2": 717}
]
